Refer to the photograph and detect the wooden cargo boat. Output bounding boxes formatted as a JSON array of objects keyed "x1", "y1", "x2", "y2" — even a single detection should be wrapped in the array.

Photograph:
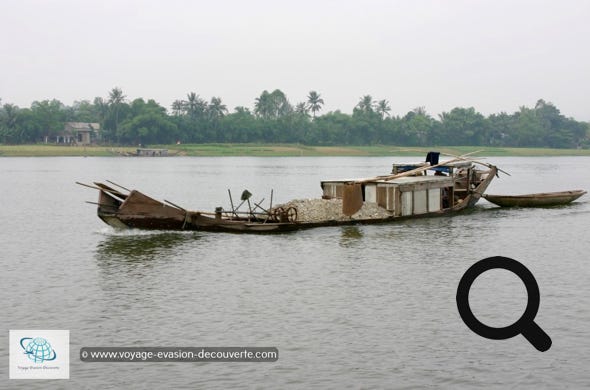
[
  {"x1": 483, "y1": 190, "x2": 586, "y2": 207},
  {"x1": 79, "y1": 153, "x2": 498, "y2": 233}
]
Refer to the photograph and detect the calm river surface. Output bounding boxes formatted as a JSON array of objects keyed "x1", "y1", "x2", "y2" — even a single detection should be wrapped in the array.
[{"x1": 1, "y1": 156, "x2": 589, "y2": 389}]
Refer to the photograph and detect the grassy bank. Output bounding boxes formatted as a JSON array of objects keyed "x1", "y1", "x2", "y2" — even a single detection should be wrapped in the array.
[
  {"x1": 1, "y1": 143, "x2": 590, "y2": 157},
  {"x1": 0, "y1": 144, "x2": 136, "y2": 157}
]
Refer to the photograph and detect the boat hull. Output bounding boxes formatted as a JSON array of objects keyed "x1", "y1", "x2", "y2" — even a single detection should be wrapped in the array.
[
  {"x1": 99, "y1": 209, "x2": 454, "y2": 233},
  {"x1": 483, "y1": 190, "x2": 586, "y2": 207}
]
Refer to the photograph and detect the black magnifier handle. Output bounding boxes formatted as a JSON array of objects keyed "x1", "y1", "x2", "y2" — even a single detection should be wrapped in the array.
[{"x1": 521, "y1": 321, "x2": 552, "y2": 352}]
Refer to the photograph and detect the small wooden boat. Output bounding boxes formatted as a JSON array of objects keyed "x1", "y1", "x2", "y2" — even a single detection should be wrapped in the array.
[{"x1": 483, "y1": 190, "x2": 586, "y2": 207}]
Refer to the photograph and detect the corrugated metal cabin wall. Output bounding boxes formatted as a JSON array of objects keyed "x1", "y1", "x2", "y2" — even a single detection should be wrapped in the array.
[
  {"x1": 365, "y1": 184, "x2": 377, "y2": 203},
  {"x1": 401, "y1": 191, "x2": 413, "y2": 216},
  {"x1": 392, "y1": 187, "x2": 442, "y2": 216},
  {"x1": 377, "y1": 187, "x2": 387, "y2": 208},
  {"x1": 413, "y1": 190, "x2": 428, "y2": 214},
  {"x1": 321, "y1": 183, "x2": 346, "y2": 199},
  {"x1": 322, "y1": 177, "x2": 446, "y2": 213},
  {"x1": 428, "y1": 188, "x2": 441, "y2": 212},
  {"x1": 322, "y1": 183, "x2": 336, "y2": 198},
  {"x1": 396, "y1": 188, "x2": 442, "y2": 216},
  {"x1": 376, "y1": 183, "x2": 398, "y2": 212}
]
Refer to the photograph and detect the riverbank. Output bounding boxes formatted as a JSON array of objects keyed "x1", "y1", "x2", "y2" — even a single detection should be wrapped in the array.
[{"x1": 1, "y1": 143, "x2": 590, "y2": 157}]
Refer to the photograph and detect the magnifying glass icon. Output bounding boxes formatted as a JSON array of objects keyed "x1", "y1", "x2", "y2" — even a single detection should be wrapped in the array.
[{"x1": 456, "y1": 256, "x2": 552, "y2": 352}]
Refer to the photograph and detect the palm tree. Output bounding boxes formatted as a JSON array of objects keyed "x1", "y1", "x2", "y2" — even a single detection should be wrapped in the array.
[
  {"x1": 375, "y1": 99, "x2": 391, "y2": 119},
  {"x1": 234, "y1": 106, "x2": 251, "y2": 115},
  {"x1": 92, "y1": 97, "x2": 109, "y2": 140},
  {"x1": 307, "y1": 91, "x2": 324, "y2": 118},
  {"x1": 413, "y1": 106, "x2": 428, "y2": 116},
  {"x1": 0, "y1": 103, "x2": 19, "y2": 143},
  {"x1": 208, "y1": 97, "x2": 227, "y2": 120},
  {"x1": 171, "y1": 100, "x2": 185, "y2": 116},
  {"x1": 254, "y1": 90, "x2": 273, "y2": 119},
  {"x1": 256, "y1": 89, "x2": 293, "y2": 119},
  {"x1": 185, "y1": 92, "x2": 207, "y2": 119},
  {"x1": 356, "y1": 95, "x2": 374, "y2": 113},
  {"x1": 108, "y1": 87, "x2": 126, "y2": 131},
  {"x1": 270, "y1": 89, "x2": 292, "y2": 118},
  {"x1": 295, "y1": 102, "x2": 309, "y2": 116},
  {"x1": 2, "y1": 103, "x2": 19, "y2": 129}
]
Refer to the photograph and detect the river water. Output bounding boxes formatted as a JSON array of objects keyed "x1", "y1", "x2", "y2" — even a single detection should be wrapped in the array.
[{"x1": 1, "y1": 156, "x2": 589, "y2": 389}]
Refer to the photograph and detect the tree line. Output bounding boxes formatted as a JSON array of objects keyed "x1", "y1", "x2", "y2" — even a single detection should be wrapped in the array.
[{"x1": 1, "y1": 88, "x2": 588, "y2": 148}]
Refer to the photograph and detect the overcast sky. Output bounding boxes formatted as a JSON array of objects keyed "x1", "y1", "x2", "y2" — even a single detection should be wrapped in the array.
[{"x1": 1, "y1": 0, "x2": 589, "y2": 120}]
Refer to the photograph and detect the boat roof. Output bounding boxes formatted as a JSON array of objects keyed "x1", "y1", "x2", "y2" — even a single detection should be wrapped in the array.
[
  {"x1": 378, "y1": 175, "x2": 453, "y2": 185},
  {"x1": 321, "y1": 175, "x2": 453, "y2": 185},
  {"x1": 392, "y1": 160, "x2": 473, "y2": 169},
  {"x1": 391, "y1": 160, "x2": 474, "y2": 174}
]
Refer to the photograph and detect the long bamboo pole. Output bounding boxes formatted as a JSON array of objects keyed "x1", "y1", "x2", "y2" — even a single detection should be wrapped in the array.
[
  {"x1": 227, "y1": 189, "x2": 240, "y2": 218},
  {"x1": 106, "y1": 180, "x2": 132, "y2": 192},
  {"x1": 351, "y1": 152, "x2": 477, "y2": 184},
  {"x1": 431, "y1": 150, "x2": 510, "y2": 176},
  {"x1": 164, "y1": 199, "x2": 186, "y2": 211},
  {"x1": 76, "y1": 181, "x2": 126, "y2": 196}
]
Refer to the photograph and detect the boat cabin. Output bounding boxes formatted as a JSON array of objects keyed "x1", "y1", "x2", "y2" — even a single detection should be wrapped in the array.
[
  {"x1": 321, "y1": 160, "x2": 487, "y2": 216},
  {"x1": 321, "y1": 175, "x2": 453, "y2": 216}
]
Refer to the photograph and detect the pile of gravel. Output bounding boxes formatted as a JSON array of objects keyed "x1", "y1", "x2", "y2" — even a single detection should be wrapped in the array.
[{"x1": 275, "y1": 198, "x2": 392, "y2": 223}]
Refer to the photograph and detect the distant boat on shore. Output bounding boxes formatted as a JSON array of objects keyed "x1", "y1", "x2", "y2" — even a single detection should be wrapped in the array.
[{"x1": 117, "y1": 148, "x2": 176, "y2": 157}]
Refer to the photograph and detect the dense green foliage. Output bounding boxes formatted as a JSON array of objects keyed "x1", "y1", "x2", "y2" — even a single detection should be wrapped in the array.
[{"x1": 1, "y1": 89, "x2": 588, "y2": 148}]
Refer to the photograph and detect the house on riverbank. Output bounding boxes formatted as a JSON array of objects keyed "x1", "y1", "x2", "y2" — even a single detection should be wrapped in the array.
[{"x1": 48, "y1": 122, "x2": 100, "y2": 145}]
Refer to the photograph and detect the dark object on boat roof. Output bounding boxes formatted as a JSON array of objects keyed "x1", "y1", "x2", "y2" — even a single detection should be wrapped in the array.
[
  {"x1": 425, "y1": 151, "x2": 440, "y2": 165},
  {"x1": 483, "y1": 190, "x2": 586, "y2": 208}
]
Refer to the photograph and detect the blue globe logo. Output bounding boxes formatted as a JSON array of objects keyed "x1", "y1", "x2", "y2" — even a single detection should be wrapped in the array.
[{"x1": 20, "y1": 337, "x2": 57, "y2": 363}]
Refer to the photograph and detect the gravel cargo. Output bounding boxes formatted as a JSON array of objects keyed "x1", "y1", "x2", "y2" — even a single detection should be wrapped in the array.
[{"x1": 276, "y1": 198, "x2": 392, "y2": 223}]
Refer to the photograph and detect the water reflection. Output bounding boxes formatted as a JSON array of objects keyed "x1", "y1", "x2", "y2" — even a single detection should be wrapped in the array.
[
  {"x1": 369, "y1": 210, "x2": 500, "y2": 244},
  {"x1": 95, "y1": 232, "x2": 197, "y2": 265},
  {"x1": 339, "y1": 226, "x2": 364, "y2": 248}
]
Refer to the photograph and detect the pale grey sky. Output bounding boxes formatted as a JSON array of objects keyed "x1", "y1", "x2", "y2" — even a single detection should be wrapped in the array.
[{"x1": 1, "y1": 0, "x2": 589, "y2": 120}]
